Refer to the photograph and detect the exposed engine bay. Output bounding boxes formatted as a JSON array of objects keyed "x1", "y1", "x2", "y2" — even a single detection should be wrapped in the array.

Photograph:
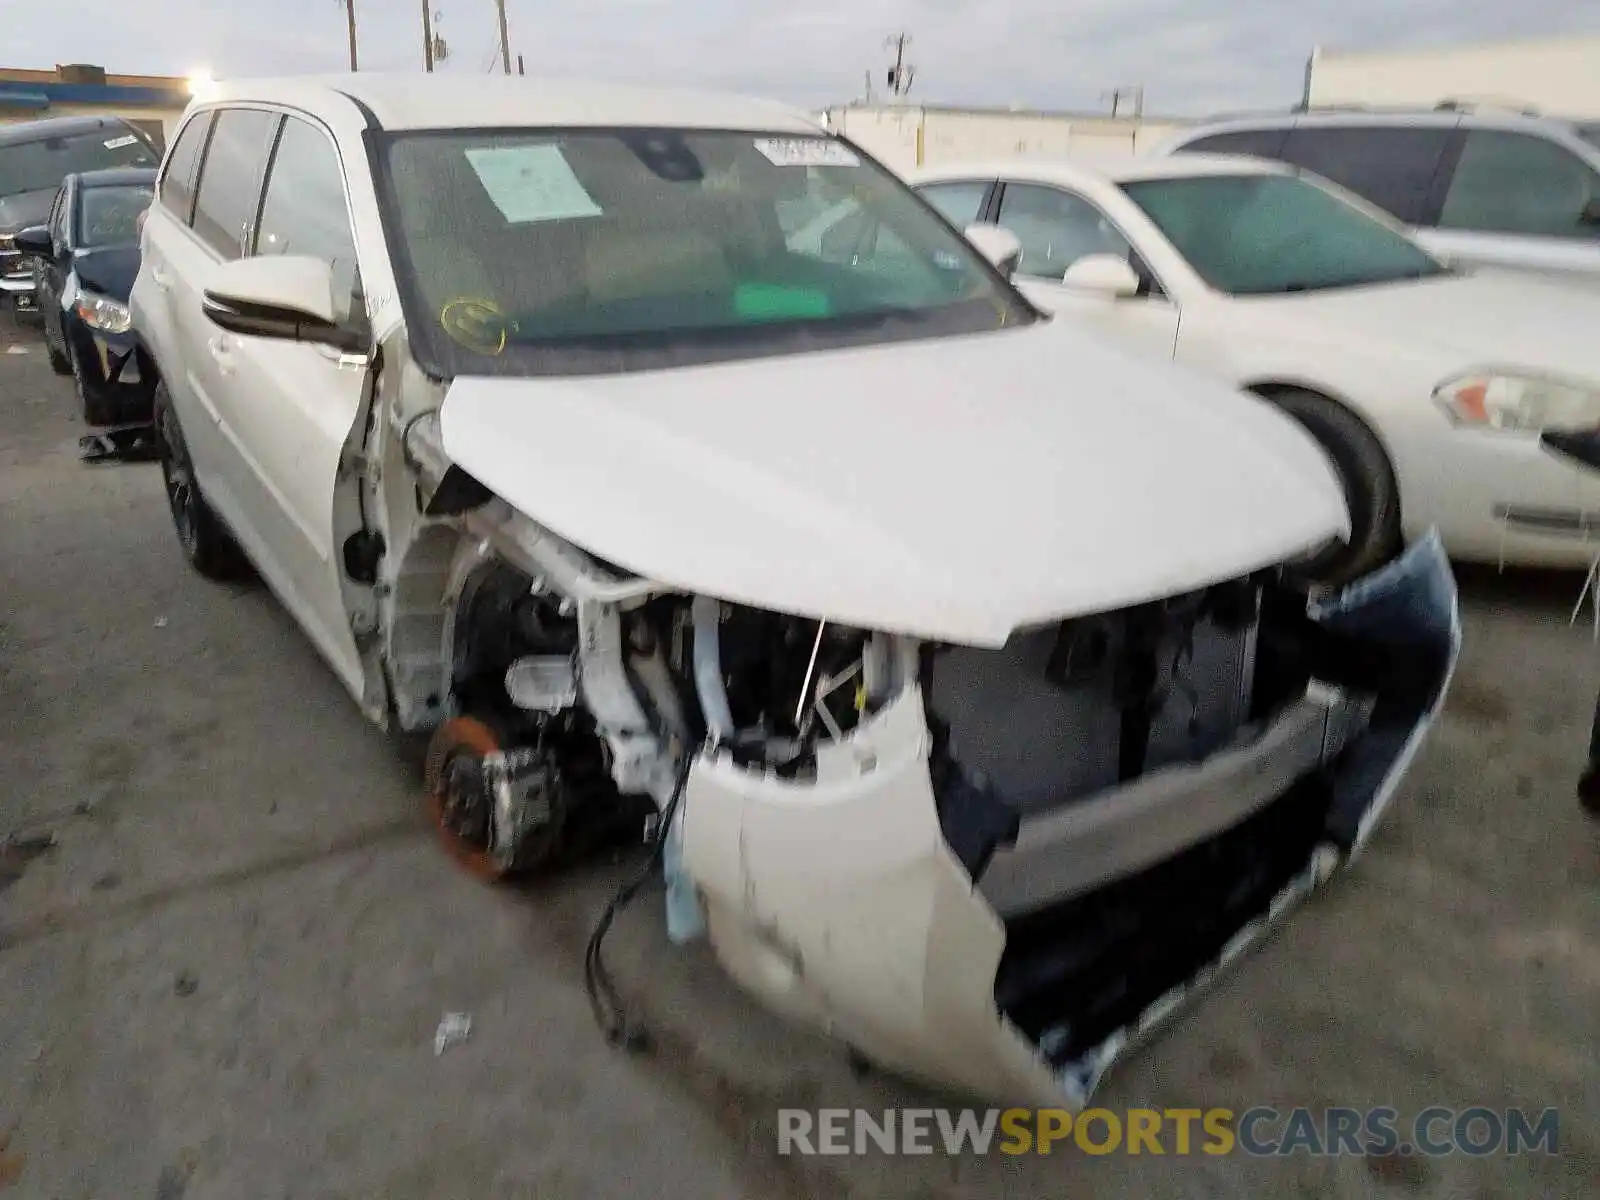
[
  {"x1": 332, "y1": 326, "x2": 1461, "y2": 1108},
  {"x1": 392, "y1": 466, "x2": 1455, "y2": 1104}
]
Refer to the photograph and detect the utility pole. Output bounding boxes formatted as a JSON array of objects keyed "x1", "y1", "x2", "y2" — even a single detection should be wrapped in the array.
[
  {"x1": 342, "y1": 0, "x2": 359, "y2": 71},
  {"x1": 517, "y1": 54, "x2": 525, "y2": 76},
  {"x1": 494, "y1": 0, "x2": 512, "y2": 74},
  {"x1": 884, "y1": 32, "x2": 914, "y2": 98},
  {"x1": 422, "y1": 0, "x2": 435, "y2": 71},
  {"x1": 1103, "y1": 85, "x2": 1145, "y2": 118}
]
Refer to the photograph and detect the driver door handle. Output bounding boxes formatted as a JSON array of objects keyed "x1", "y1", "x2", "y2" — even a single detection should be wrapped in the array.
[{"x1": 150, "y1": 266, "x2": 173, "y2": 290}]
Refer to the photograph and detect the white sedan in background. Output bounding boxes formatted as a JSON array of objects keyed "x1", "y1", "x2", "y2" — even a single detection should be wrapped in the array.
[{"x1": 907, "y1": 155, "x2": 1600, "y2": 581}]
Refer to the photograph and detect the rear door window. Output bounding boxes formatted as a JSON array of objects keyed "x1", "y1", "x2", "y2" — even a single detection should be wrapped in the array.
[
  {"x1": 159, "y1": 111, "x2": 215, "y2": 225},
  {"x1": 189, "y1": 107, "x2": 280, "y2": 260},
  {"x1": 1278, "y1": 126, "x2": 1453, "y2": 225},
  {"x1": 1439, "y1": 130, "x2": 1600, "y2": 240}
]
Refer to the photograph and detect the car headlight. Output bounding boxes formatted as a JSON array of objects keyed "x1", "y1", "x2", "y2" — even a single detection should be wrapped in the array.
[
  {"x1": 75, "y1": 292, "x2": 132, "y2": 334},
  {"x1": 0, "y1": 233, "x2": 14, "y2": 252},
  {"x1": 1434, "y1": 373, "x2": 1600, "y2": 433}
]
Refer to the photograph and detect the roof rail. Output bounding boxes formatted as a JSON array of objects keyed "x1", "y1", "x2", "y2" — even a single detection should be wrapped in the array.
[
  {"x1": 1189, "y1": 99, "x2": 1561, "y2": 128},
  {"x1": 1190, "y1": 104, "x2": 1303, "y2": 122},
  {"x1": 1431, "y1": 96, "x2": 1543, "y2": 117}
]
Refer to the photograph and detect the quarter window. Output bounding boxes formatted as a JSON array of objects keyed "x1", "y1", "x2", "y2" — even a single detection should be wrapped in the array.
[
  {"x1": 160, "y1": 111, "x2": 213, "y2": 223},
  {"x1": 1278, "y1": 127, "x2": 1452, "y2": 226},
  {"x1": 994, "y1": 182, "x2": 1132, "y2": 280},
  {"x1": 1439, "y1": 130, "x2": 1600, "y2": 240},
  {"x1": 917, "y1": 180, "x2": 990, "y2": 226},
  {"x1": 190, "y1": 108, "x2": 280, "y2": 260},
  {"x1": 255, "y1": 116, "x2": 362, "y2": 323}
]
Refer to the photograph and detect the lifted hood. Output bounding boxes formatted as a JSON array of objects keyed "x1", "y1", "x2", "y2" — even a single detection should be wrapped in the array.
[
  {"x1": 72, "y1": 245, "x2": 140, "y2": 302},
  {"x1": 439, "y1": 320, "x2": 1348, "y2": 645}
]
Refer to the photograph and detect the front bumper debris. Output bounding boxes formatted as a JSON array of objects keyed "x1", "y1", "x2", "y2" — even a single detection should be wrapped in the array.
[
  {"x1": 79, "y1": 422, "x2": 157, "y2": 464},
  {"x1": 678, "y1": 531, "x2": 1458, "y2": 1106}
]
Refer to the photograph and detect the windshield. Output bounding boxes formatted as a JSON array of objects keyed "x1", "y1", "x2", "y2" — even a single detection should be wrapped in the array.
[
  {"x1": 375, "y1": 128, "x2": 1031, "y2": 377},
  {"x1": 1119, "y1": 172, "x2": 1448, "y2": 296},
  {"x1": 0, "y1": 128, "x2": 158, "y2": 199},
  {"x1": 77, "y1": 183, "x2": 154, "y2": 249}
]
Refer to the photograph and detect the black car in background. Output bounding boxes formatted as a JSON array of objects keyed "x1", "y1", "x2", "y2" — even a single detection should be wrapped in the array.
[
  {"x1": 13, "y1": 168, "x2": 157, "y2": 424},
  {"x1": 0, "y1": 115, "x2": 162, "y2": 321}
]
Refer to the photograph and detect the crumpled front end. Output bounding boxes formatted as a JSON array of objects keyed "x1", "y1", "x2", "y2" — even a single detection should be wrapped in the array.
[{"x1": 678, "y1": 532, "x2": 1458, "y2": 1106}]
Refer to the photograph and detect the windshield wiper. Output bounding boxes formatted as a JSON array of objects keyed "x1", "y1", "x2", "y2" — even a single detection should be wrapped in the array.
[{"x1": 1265, "y1": 268, "x2": 1443, "y2": 295}]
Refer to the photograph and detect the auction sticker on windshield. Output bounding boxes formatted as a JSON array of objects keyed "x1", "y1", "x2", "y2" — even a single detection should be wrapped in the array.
[
  {"x1": 464, "y1": 145, "x2": 603, "y2": 224},
  {"x1": 753, "y1": 138, "x2": 859, "y2": 167},
  {"x1": 104, "y1": 134, "x2": 139, "y2": 149}
]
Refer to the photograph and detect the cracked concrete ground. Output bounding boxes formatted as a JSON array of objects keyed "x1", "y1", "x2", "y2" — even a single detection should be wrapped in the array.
[{"x1": 1, "y1": 319, "x2": 1596, "y2": 1199}]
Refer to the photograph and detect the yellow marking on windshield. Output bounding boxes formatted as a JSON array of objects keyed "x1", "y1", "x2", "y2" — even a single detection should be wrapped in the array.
[{"x1": 440, "y1": 297, "x2": 509, "y2": 355}]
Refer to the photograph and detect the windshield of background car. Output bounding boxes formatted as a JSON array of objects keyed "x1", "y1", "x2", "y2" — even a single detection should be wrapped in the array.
[
  {"x1": 0, "y1": 129, "x2": 158, "y2": 199},
  {"x1": 77, "y1": 183, "x2": 154, "y2": 248},
  {"x1": 375, "y1": 127, "x2": 1032, "y2": 377},
  {"x1": 1119, "y1": 172, "x2": 1448, "y2": 296}
]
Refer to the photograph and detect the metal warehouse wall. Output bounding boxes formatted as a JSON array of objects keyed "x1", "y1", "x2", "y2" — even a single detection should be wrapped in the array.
[
  {"x1": 826, "y1": 105, "x2": 1190, "y2": 175},
  {"x1": 1308, "y1": 34, "x2": 1600, "y2": 119}
]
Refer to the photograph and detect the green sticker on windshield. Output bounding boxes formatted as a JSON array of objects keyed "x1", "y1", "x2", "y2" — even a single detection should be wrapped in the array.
[{"x1": 734, "y1": 283, "x2": 832, "y2": 321}]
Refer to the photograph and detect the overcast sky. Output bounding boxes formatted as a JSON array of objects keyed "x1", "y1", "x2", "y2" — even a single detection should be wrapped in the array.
[{"x1": 11, "y1": 0, "x2": 1600, "y2": 115}]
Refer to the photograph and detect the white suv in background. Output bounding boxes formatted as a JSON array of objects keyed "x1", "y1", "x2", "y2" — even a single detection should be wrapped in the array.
[
  {"x1": 129, "y1": 73, "x2": 1457, "y2": 1110},
  {"x1": 1158, "y1": 107, "x2": 1600, "y2": 281}
]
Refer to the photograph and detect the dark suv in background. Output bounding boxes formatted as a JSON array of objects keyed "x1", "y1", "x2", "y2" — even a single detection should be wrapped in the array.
[
  {"x1": 0, "y1": 114, "x2": 162, "y2": 321},
  {"x1": 1159, "y1": 107, "x2": 1600, "y2": 282}
]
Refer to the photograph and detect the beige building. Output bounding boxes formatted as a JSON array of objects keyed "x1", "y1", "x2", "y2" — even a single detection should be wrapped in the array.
[
  {"x1": 1307, "y1": 34, "x2": 1600, "y2": 119},
  {"x1": 0, "y1": 64, "x2": 192, "y2": 142},
  {"x1": 823, "y1": 103, "x2": 1191, "y2": 175}
]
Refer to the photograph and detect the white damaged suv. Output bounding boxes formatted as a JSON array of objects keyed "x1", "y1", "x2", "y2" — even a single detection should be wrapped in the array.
[{"x1": 131, "y1": 74, "x2": 1459, "y2": 1106}]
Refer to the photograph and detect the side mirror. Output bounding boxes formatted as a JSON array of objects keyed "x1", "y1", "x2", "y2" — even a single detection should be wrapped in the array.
[
  {"x1": 12, "y1": 226, "x2": 52, "y2": 258},
  {"x1": 201, "y1": 254, "x2": 366, "y2": 353},
  {"x1": 963, "y1": 223, "x2": 1023, "y2": 278},
  {"x1": 1061, "y1": 253, "x2": 1140, "y2": 298}
]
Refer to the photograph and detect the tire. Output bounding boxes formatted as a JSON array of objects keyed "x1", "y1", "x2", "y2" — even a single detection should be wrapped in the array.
[
  {"x1": 1265, "y1": 388, "x2": 1402, "y2": 588},
  {"x1": 69, "y1": 345, "x2": 118, "y2": 425},
  {"x1": 46, "y1": 319, "x2": 71, "y2": 375},
  {"x1": 152, "y1": 380, "x2": 249, "y2": 580}
]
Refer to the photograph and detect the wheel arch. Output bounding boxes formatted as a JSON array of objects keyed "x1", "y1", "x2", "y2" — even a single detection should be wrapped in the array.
[{"x1": 1242, "y1": 377, "x2": 1406, "y2": 527}]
